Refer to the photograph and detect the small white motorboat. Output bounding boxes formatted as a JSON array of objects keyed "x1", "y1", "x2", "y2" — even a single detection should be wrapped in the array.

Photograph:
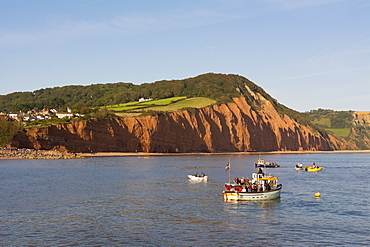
[
  {"x1": 295, "y1": 163, "x2": 304, "y2": 171},
  {"x1": 188, "y1": 174, "x2": 208, "y2": 181}
]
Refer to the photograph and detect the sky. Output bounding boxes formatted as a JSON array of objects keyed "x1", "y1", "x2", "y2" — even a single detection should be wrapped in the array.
[{"x1": 1, "y1": 0, "x2": 369, "y2": 112}]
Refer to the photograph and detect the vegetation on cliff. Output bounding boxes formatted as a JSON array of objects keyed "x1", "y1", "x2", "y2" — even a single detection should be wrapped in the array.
[
  {"x1": 0, "y1": 73, "x2": 244, "y2": 112},
  {"x1": 0, "y1": 73, "x2": 298, "y2": 113},
  {"x1": 0, "y1": 117, "x2": 20, "y2": 147},
  {"x1": 303, "y1": 109, "x2": 370, "y2": 149}
]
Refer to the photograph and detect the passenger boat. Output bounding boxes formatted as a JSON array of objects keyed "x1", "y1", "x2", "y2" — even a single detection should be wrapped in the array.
[
  {"x1": 255, "y1": 158, "x2": 280, "y2": 168},
  {"x1": 305, "y1": 166, "x2": 323, "y2": 172},
  {"x1": 223, "y1": 162, "x2": 282, "y2": 201},
  {"x1": 188, "y1": 174, "x2": 208, "y2": 181}
]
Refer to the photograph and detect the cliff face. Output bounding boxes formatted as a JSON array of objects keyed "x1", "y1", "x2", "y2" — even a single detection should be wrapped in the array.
[
  {"x1": 12, "y1": 97, "x2": 351, "y2": 153},
  {"x1": 348, "y1": 111, "x2": 370, "y2": 149},
  {"x1": 353, "y1": 111, "x2": 370, "y2": 126}
]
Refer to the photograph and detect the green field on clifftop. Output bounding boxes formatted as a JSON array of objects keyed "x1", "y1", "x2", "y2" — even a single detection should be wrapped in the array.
[
  {"x1": 326, "y1": 128, "x2": 351, "y2": 137},
  {"x1": 108, "y1": 97, "x2": 216, "y2": 117},
  {"x1": 106, "y1": 96, "x2": 187, "y2": 111}
]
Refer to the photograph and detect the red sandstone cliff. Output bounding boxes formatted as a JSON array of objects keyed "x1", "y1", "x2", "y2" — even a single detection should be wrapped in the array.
[{"x1": 11, "y1": 97, "x2": 354, "y2": 153}]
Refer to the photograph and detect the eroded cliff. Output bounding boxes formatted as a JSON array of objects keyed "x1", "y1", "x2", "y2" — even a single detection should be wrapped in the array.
[{"x1": 11, "y1": 96, "x2": 354, "y2": 153}]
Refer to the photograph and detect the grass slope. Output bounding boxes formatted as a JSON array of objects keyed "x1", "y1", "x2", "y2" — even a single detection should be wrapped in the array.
[
  {"x1": 106, "y1": 97, "x2": 187, "y2": 111},
  {"x1": 326, "y1": 128, "x2": 351, "y2": 137},
  {"x1": 111, "y1": 97, "x2": 216, "y2": 117}
]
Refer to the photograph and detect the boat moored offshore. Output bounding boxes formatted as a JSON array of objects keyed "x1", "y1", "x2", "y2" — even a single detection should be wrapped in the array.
[
  {"x1": 255, "y1": 158, "x2": 280, "y2": 168},
  {"x1": 188, "y1": 173, "x2": 208, "y2": 181},
  {"x1": 295, "y1": 163, "x2": 304, "y2": 171},
  {"x1": 305, "y1": 166, "x2": 323, "y2": 172},
  {"x1": 305, "y1": 162, "x2": 323, "y2": 172}
]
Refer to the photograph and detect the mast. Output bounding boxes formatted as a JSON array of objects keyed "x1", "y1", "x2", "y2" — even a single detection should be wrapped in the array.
[
  {"x1": 228, "y1": 160, "x2": 231, "y2": 183},
  {"x1": 225, "y1": 159, "x2": 231, "y2": 183}
]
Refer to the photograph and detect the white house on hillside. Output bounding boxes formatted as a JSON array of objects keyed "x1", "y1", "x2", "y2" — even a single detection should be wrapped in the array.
[
  {"x1": 56, "y1": 112, "x2": 74, "y2": 118},
  {"x1": 138, "y1": 98, "x2": 153, "y2": 102}
]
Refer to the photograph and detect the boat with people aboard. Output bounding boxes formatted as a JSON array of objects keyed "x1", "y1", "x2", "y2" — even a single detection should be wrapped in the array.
[
  {"x1": 255, "y1": 158, "x2": 280, "y2": 168},
  {"x1": 188, "y1": 172, "x2": 208, "y2": 181},
  {"x1": 305, "y1": 167, "x2": 323, "y2": 172},
  {"x1": 295, "y1": 163, "x2": 304, "y2": 171},
  {"x1": 223, "y1": 161, "x2": 282, "y2": 201},
  {"x1": 305, "y1": 162, "x2": 323, "y2": 172}
]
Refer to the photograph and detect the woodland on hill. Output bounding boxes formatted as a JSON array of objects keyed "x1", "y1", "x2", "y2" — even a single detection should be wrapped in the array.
[
  {"x1": 1, "y1": 73, "x2": 250, "y2": 113},
  {"x1": 303, "y1": 109, "x2": 353, "y2": 128}
]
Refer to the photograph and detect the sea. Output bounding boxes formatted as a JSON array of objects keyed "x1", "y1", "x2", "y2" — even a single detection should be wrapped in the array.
[{"x1": 0, "y1": 153, "x2": 369, "y2": 246}]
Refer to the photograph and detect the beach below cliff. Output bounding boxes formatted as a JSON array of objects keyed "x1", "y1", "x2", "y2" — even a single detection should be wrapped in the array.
[
  {"x1": 0, "y1": 147, "x2": 82, "y2": 159},
  {"x1": 79, "y1": 150, "x2": 370, "y2": 158},
  {"x1": 2, "y1": 148, "x2": 369, "y2": 159}
]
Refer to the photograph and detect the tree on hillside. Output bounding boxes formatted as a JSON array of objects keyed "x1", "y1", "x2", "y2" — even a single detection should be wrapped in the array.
[{"x1": 0, "y1": 118, "x2": 20, "y2": 147}]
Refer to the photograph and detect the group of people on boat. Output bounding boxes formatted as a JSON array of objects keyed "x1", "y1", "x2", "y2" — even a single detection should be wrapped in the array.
[
  {"x1": 231, "y1": 176, "x2": 273, "y2": 192},
  {"x1": 296, "y1": 162, "x2": 321, "y2": 170},
  {"x1": 193, "y1": 172, "x2": 206, "y2": 177},
  {"x1": 234, "y1": 176, "x2": 250, "y2": 185}
]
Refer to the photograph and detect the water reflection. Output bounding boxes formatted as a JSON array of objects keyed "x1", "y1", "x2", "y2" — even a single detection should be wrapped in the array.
[{"x1": 223, "y1": 198, "x2": 280, "y2": 215}]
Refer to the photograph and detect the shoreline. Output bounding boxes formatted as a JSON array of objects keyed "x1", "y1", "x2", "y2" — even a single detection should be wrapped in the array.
[
  {"x1": 1, "y1": 149, "x2": 369, "y2": 160},
  {"x1": 79, "y1": 150, "x2": 370, "y2": 157}
]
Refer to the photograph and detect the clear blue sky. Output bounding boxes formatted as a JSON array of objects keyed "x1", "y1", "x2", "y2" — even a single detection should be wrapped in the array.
[{"x1": 1, "y1": 0, "x2": 369, "y2": 112}]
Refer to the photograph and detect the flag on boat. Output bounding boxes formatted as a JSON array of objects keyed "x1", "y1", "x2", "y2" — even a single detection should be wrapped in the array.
[{"x1": 225, "y1": 161, "x2": 230, "y2": 171}]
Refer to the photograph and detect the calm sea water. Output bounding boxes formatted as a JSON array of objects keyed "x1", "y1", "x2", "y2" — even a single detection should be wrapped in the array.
[{"x1": 0, "y1": 153, "x2": 369, "y2": 246}]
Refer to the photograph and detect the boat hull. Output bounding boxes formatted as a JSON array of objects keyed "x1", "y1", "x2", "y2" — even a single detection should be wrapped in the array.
[
  {"x1": 305, "y1": 167, "x2": 323, "y2": 172},
  {"x1": 255, "y1": 164, "x2": 280, "y2": 168},
  {"x1": 223, "y1": 186, "x2": 282, "y2": 201},
  {"x1": 188, "y1": 175, "x2": 208, "y2": 181}
]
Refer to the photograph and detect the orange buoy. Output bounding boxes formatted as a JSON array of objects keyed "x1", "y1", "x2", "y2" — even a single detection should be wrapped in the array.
[{"x1": 315, "y1": 192, "x2": 321, "y2": 198}]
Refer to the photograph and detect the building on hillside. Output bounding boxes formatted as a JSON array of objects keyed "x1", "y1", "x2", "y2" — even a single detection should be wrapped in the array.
[
  {"x1": 8, "y1": 112, "x2": 22, "y2": 120},
  {"x1": 56, "y1": 112, "x2": 74, "y2": 119},
  {"x1": 138, "y1": 98, "x2": 153, "y2": 102}
]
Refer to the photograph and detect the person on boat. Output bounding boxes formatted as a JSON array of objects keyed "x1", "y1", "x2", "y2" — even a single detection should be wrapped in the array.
[
  {"x1": 258, "y1": 183, "x2": 263, "y2": 192},
  {"x1": 311, "y1": 162, "x2": 317, "y2": 168},
  {"x1": 257, "y1": 168, "x2": 265, "y2": 176},
  {"x1": 241, "y1": 186, "x2": 247, "y2": 192},
  {"x1": 240, "y1": 177, "x2": 245, "y2": 185},
  {"x1": 252, "y1": 183, "x2": 257, "y2": 192},
  {"x1": 201, "y1": 172, "x2": 205, "y2": 177},
  {"x1": 247, "y1": 184, "x2": 252, "y2": 192},
  {"x1": 265, "y1": 182, "x2": 271, "y2": 191},
  {"x1": 234, "y1": 177, "x2": 240, "y2": 184},
  {"x1": 269, "y1": 181, "x2": 274, "y2": 189},
  {"x1": 194, "y1": 172, "x2": 199, "y2": 177}
]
